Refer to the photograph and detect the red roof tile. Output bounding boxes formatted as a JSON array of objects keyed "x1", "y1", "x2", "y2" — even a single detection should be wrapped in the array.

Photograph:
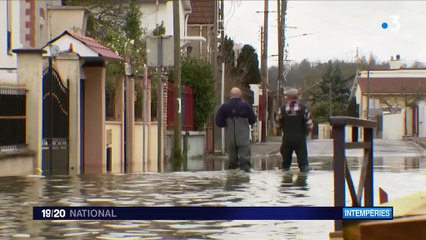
[
  {"x1": 358, "y1": 77, "x2": 426, "y2": 95},
  {"x1": 45, "y1": 30, "x2": 123, "y2": 61},
  {"x1": 68, "y1": 32, "x2": 123, "y2": 61},
  {"x1": 188, "y1": 0, "x2": 214, "y2": 24}
]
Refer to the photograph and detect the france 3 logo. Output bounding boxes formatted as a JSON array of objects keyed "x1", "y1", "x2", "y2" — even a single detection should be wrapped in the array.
[{"x1": 381, "y1": 16, "x2": 400, "y2": 31}]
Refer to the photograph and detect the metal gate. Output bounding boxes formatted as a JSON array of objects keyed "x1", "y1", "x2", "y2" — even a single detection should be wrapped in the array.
[{"x1": 42, "y1": 60, "x2": 69, "y2": 175}]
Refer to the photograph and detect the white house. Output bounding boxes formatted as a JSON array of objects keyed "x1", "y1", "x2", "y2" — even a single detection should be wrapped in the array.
[
  {"x1": 0, "y1": 0, "x2": 62, "y2": 84},
  {"x1": 138, "y1": 0, "x2": 191, "y2": 40},
  {"x1": 353, "y1": 56, "x2": 426, "y2": 140}
]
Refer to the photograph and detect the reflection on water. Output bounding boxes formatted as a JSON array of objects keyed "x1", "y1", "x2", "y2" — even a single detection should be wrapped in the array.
[{"x1": 0, "y1": 157, "x2": 425, "y2": 239}]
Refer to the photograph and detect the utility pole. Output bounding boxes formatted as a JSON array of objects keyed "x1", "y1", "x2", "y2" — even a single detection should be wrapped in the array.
[
  {"x1": 213, "y1": 0, "x2": 221, "y2": 154},
  {"x1": 278, "y1": 0, "x2": 287, "y2": 108},
  {"x1": 220, "y1": 0, "x2": 225, "y2": 152},
  {"x1": 277, "y1": 0, "x2": 282, "y2": 109},
  {"x1": 172, "y1": 0, "x2": 183, "y2": 171},
  {"x1": 329, "y1": 82, "x2": 332, "y2": 117},
  {"x1": 367, "y1": 68, "x2": 370, "y2": 120},
  {"x1": 261, "y1": 0, "x2": 268, "y2": 142},
  {"x1": 220, "y1": 0, "x2": 225, "y2": 45}
]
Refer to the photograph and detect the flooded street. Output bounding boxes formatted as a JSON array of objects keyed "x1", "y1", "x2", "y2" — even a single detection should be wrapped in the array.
[{"x1": 1, "y1": 157, "x2": 425, "y2": 240}]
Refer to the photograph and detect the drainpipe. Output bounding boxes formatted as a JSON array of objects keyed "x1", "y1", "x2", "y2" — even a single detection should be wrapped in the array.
[{"x1": 184, "y1": 13, "x2": 189, "y2": 39}]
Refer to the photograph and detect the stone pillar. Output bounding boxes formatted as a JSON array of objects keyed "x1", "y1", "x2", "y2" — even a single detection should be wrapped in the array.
[
  {"x1": 83, "y1": 65, "x2": 106, "y2": 174},
  {"x1": 55, "y1": 52, "x2": 80, "y2": 175},
  {"x1": 125, "y1": 76, "x2": 135, "y2": 172},
  {"x1": 162, "y1": 82, "x2": 168, "y2": 172},
  {"x1": 145, "y1": 79, "x2": 152, "y2": 172},
  {"x1": 250, "y1": 84, "x2": 260, "y2": 142},
  {"x1": 13, "y1": 49, "x2": 45, "y2": 174},
  {"x1": 419, "y1": 101, "x2": 426, "y2": 138},
  {"x1": 115, "y1": 77, "x2": 125, "y2": 172}
]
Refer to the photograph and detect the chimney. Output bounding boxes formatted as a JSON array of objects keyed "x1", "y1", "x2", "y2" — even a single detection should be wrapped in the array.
[{"x1": 390, "y1": 54, "x2": 401, "y2": 69}]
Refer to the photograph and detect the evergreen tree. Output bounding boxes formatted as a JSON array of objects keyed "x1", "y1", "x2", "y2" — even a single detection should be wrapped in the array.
[
  {"x1": 236, "y1": 44, "x2": 261, "y2": 88},
  {"x1": 311, "y1": 61, "x2": 351, "y2": 122},
  {"x1": 221, "y1": 36, "x2": 243, "y2": 94}
]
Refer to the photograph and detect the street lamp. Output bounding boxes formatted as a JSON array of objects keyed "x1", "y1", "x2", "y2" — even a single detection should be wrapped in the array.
[
  {"x1": 277, "y1": 32, "x2": 314, "y2": 107},
  {"x1": 287, "y1": 33, "x2": 314, "y2": 39}
]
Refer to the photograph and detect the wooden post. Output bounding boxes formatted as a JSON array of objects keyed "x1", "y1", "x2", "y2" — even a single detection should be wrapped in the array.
[
  {"x1": 261, "y1": 0, "x2": 269, "y2": 142},
  {"x1": 172, "y1": 0, "x2": 183, "y2": 171},
  {"x1": 332, "y1": 124, "x2": 346, "y2": 231},
  {"x1": 364, "y1": 126, "x2": 374, "y2": 206}
]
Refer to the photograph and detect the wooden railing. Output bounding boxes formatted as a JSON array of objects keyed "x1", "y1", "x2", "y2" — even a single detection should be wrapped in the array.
[{"x1": 329, "y1": 116, "x2": 376, "y2": 231}]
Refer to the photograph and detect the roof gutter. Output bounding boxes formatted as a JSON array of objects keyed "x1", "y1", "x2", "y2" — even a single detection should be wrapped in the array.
[{"x1": 361, "y1": 92, "x2": 426, "y2": 96}]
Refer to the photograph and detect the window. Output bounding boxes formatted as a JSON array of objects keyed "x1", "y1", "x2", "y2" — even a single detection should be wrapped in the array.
[{"x1": 0, "y1": 86, "x2": 27, "y2": 148}]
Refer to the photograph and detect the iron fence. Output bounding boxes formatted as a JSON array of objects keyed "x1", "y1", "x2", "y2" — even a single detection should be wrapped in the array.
[{"x1": 0, "y1": 85, "x2": 26, "y2": 149}]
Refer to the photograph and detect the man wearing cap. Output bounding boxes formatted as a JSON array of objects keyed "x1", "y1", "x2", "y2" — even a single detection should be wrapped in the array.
[
  {"x1": 275, "y1": 88, "x2": 313, "y2": 172},
  {"x1": 215, "y1": 87, "x2": 257, "y2": 172}
]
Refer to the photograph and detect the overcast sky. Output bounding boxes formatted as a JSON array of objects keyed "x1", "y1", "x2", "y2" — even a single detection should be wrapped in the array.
[{"x1": 224, "y1": 1, "x2": 426, "y2": 66}]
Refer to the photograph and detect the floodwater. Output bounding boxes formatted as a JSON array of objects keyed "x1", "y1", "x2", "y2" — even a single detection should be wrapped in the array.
[{"x1": 0, "y1": 157, "x2": 425, "y2": 240}]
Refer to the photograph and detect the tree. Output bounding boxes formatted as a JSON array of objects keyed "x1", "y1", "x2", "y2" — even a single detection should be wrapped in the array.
[
  {"x1": 221, "y1": 36, "x2": 243, "y2": 94},
  {"x1": 222, "y1": 36, "x2": 237, "y2": 75},
  {"x1": 411, "y1": 60, "x2": 426, "y2": 68},
  {"x1": 268, "y1": 66, "x2": 278, "y2": 91},
  {"x1": 311, "y1": 61, "x2": 351, "y2": 122},
  {"x1": 65, "y1": 0, "x2": 147, "y2": 119},
  {"x1": 123, "y1": 0, "x2": 146, "y2": 76},
  {"x1": 152, "y1": 21, "x2": 166, "y2": 36},
  {"x1": 236, "y1": 44, "x2": 261, "y2": 88}
]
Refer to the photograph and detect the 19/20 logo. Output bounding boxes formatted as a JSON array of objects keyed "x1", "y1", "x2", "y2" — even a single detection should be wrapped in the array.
[{"x1": 41, "y1": 208, "x2": 66, "y2": 218}]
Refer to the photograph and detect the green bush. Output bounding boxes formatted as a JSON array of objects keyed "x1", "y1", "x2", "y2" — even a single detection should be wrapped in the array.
[
  {"x1": 312, "y1": 100, "x2": 349, "y2": 123},
  {"x1": 178, "y1": 57, "x2": 215, "y2": 131}
]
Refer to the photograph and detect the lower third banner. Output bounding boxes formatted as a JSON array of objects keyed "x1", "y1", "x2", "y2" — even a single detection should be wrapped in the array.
[{"x1": 33, "y1": 206, "x2": 393, "y2": 220}]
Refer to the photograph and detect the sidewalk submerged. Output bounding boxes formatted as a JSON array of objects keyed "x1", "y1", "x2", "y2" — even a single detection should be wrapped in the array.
[{"x1": 206, "y1": 137, "x2": 426, "y2": 161}]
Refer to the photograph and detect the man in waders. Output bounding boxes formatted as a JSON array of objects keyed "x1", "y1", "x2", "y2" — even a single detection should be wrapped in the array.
[
  {"x1": 275, "y1": 88, "x2": 313, "y2": 172},
  {"x1": 215, "y1": 87, "x2": 257, "y2": 172}
]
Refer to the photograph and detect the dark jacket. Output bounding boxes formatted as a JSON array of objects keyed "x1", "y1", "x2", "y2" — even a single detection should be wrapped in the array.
[
  {"x1": 275, "y1": 100, "x2": 313, "y2": 138},
  {"x1": 215, "y1": 97, "x2": 257, "y2": 147}
]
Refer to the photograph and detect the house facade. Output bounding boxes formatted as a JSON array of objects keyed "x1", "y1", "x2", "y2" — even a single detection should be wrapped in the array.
[
  {"x1": 354, "y1": 58, "x2": 426, "y2": 140},
  {"x1": 0, "y1": 0, "x2": 62, "y2": 84},
  {"x1": 139, "y1": 0, "x2": 191, "y2": 39},
  {"x1": 187, "y1": 0, "x2": 214, "y2": 60},
  {"x1": 0, "y1": 2, "x2": 126, "y2": 176}
]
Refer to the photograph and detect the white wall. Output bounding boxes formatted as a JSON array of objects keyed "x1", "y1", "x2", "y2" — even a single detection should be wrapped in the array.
[
  {"x1": 0, "y1": 0, "x2": 23, "y2": 80},
  {"x1": 106, "y1": 122, "x2": 123, "y2": 173},
  {"x1": 406, "y1": 108, "x2": 413, "y2": 136},
  {"x1": 0, "y1": 155, "x2": 34, "y2": 176},
  {"x1": 0, "y1": 0, "x2": 60, "y2": 84},
  {"x1": 139, "y1": 1, "x2": 188, "y2": 40},
  {"x1": 419, "y1": 101, "x2": 426, "y2": 137},
  {"x1": 165, "y1": 131, "x2": 205, "y2": 171},
  {"x1": 318, "y1": 123, "x2": 331, "y2": 139},
  {"x1": 383, "y1": 112, "x2": 404, "y2": 140},
  {"x1": 355, "y1": 85, "x2": 364, "y2": 118},
  {"x1": 134, "y1": 123, "x2": 150, "y2": 172},
  {"x1": 148, "y1": 122, "x2": 159, "y2": 172}
]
